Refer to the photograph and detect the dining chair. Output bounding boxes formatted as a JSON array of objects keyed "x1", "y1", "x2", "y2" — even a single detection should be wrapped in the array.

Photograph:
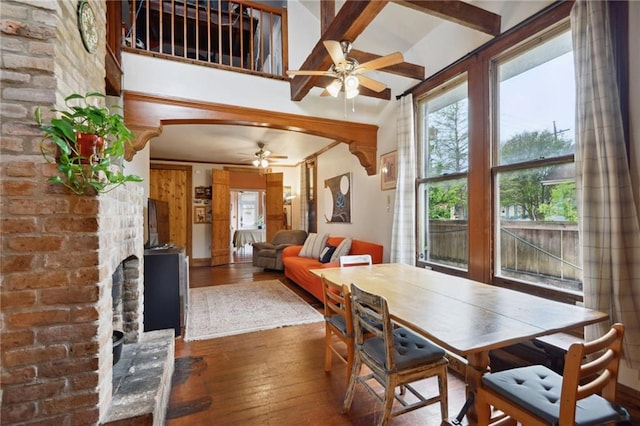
[
  {"x1": 321, "y1": 274, "x2": 355, "y2": 384},
  {"x1": 339, "y1": 254, "x2": 372, "y2": 267},
  {"x1": 342, "y1": 284, "x2": 449, "y2": 426},
  {"x1": 476, "y1": 323, "x2": 629, "y2": 426}
]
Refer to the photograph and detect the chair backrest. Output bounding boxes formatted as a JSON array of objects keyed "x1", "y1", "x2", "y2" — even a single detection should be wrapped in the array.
[
  {"x1": 350, "y1": 283, "x2": 396, "y2": 370},
  {"x1": 321, "y1": 275, "x2": 353, "y2": 336},
  {"x1": 559, "y1": 323, "x2": 624, "y2": 423},
  {"x1": 271, "y1": 229, "x2": 308, "y2": 246},
  {"x1": 340, "y1": 254, "x2": 372, "y2": 267}
]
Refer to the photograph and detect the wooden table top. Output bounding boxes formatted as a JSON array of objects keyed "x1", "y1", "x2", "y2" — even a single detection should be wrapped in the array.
[{"x1": 311, "y1": 263, "x2": 607, "y2": 356}]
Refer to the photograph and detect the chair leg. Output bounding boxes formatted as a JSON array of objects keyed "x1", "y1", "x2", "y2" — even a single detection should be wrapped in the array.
[
  {"x1": 438, "y1": 367, "x2": 449, "y2": 422},
  {"x1": 474, "y1": 388, "x2": 492, "y2": 426},
  {"x1": 378, "y1": 376, "x2": 397, "y2": 426},
  {"x1": 324, "y1": 325, "x2": 333, "y2": 373},
  {"x1": 345, "y1": 339, "x2": 354, "y2": 386},
  {"x1": 342, "y1": 352, "x2": 361, "y2": 414}
]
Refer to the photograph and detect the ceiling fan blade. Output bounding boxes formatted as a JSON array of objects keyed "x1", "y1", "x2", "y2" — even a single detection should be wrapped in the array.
[
  {"x1": 357, "y1": 75, "x2": 387, "y2": 93},
  {"x1": 269, "y1": 155, "x2": 289, "y2": 159},
  {"x1": 323, "y1": 40, "x2": 347, "y2": 69},
  {"x1": 286, "y1": 70, "x2": 333, "y2": 77},
  {"x1": 356, "y1": 52, "x2": 404, "y2": 72}
]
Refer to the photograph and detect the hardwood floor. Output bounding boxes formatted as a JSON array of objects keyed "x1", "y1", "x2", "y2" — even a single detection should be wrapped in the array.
[{"x1": 168, "y1": 261, "x2": 469, "y2": 425}]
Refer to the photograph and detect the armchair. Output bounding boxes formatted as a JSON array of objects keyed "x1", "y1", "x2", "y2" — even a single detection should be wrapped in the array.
[{"x1": 252, "y1": 229, "x2": 308, "y2": 271}]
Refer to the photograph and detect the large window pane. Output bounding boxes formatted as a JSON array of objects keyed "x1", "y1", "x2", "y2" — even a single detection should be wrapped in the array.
[
  {"x1": 497, "y1": 31, "x2": 575, "y2": 165},
  {"x1": 418, "y1": 79, "x2": 469, "y2": 270},
  {"x1": 418, "y1": 179, "x2": 468, "y2": 269},
  {"x1": 423, "y1": 82, "x2": 469, "y2": 177},
  {"x1": 495, "y1": 164, "x2": 581, "y2": 291},
  {"x1": 493, "y1": 26, "x2": 580, "y2": 293}
]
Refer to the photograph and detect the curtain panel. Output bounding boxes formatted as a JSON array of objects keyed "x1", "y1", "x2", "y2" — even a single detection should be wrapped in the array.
[
  {"x1": 390, "y1": 94, "x2": 417, "y2": 265},
  {"x1": 571, "y1": 0, "x2": 640, "y2": 368}
]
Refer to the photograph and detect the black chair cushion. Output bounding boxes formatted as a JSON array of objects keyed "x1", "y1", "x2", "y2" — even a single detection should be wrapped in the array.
[
  {"x1": 361, "y1": 327, "x2": 445, "y2": 372},
  {"x1": 326, "y1": 313, "x2": 349, "y2": 337},
  {"x1": 482, "y1": 365, "x2": 630, "y2": 426}
]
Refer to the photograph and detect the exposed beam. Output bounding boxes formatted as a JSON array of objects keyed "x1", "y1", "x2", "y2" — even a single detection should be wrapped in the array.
[
  {"x1": 289, "y1": 0, "x2": 389, "y2": 101},
  {"x1": 124, "y1": 91, "x2": 381, "y2": 175},
  {"x1": 320, "y1": 0, "x2": 335, "y2": 33},
  {"x1": 394, "y1": 0, "x2": 501, "y2": 36},
  {"x1": 350, "y1": 49, "x2": 424, "y2": 80}
]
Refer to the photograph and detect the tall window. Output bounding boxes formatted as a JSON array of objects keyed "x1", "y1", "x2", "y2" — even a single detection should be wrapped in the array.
[
  {"x1": 493, "y1": 26, "x2": 580, "y2": 292},
  {"x1": 417, "y1": 78, "x2": 469, "y2": 270}
]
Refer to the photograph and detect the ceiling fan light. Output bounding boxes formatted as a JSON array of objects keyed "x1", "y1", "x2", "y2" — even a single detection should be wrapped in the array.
[
  {"x1": 346, "y1": 87, "x2": 359, "y2": 99},
  {"x1": 326, "y1": 79, "x2": 342, "y2": 97},
  {"x1": 260, "y1": 158, "x2": 269, "y2": 168},
  {"x1": 252, "y1": 158, "x2": 261, "y2": 167},
  {"x1": 344, "y1": 74, "x2": 359, "y2": 90}
]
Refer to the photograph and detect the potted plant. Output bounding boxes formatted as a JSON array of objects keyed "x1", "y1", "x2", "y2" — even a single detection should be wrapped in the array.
[{"x1": 35, "y1": 92, "x2": 143, "y2": 195}]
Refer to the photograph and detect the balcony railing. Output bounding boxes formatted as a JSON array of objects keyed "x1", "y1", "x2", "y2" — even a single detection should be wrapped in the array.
[{"x1": 123, "y1": 0, "x2": 288, "y2": 78}]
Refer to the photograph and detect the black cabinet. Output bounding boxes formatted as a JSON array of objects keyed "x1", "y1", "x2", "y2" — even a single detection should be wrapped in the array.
[{"x1": 143, "y1": 247, "x2": 188, "y2": 336}]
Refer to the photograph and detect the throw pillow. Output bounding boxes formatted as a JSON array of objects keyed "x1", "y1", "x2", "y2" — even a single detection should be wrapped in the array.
[
  {"x1": 319, "y1": 245, "x2": 336, "y2": 263},
  {"x1": 330, "y1": 238, "x2": 352, "y2": 263},
  {"x1": 299, "y1": 233, "x2": 329, "y2": 259}
]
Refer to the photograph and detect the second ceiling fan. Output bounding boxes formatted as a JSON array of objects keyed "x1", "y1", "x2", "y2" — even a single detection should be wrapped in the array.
[
  {"x1": 286, "y1": 40, "x2": 404, "y2": 99},
  {"x1": 251, "y1": 142, "x2": 287, "y2": 168}
]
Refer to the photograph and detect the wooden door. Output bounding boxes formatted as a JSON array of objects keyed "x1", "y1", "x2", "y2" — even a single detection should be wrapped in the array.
[
  {"x1": 265, "y1": 172, "x2": 284, "y2": 242},
  {"x1": 150, "y1": 164, "x2": 192, "y2": 258},
  {"x1": 211, "y1": 169, "x2": 230, "y2": 266}
]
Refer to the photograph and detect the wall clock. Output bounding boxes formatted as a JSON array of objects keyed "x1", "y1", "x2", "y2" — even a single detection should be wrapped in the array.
[{"x1": 77, "y1": 0, "x2": 97, "y2": 53}]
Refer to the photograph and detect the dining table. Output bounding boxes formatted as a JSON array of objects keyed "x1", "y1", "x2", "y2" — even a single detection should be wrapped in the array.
[
  {"x1": 310, "y1": 263, "x2": 608, "y2": 425},
  {"x1": 232, "y1": 228, "x2": 266, "y2": 249}
]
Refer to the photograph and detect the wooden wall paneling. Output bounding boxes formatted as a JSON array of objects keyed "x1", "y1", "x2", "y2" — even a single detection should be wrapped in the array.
[
  {"x1": 211, "y1": 169, "x2": 230, "y2": 266},
  {"x1": 265, "y1": 172, "x2": 284, "y2": 242},
  {"x1": 150, "y1": 164, "x2": 193, "y2": 259}
]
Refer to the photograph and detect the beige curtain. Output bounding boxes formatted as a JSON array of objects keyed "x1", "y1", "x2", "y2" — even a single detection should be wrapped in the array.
[
  {"x1": 571, "y1": 0, "x2": 640, "y2": 368},
  {"x1": 390, "y1": 94, "x2": 416, "y2": 265}
]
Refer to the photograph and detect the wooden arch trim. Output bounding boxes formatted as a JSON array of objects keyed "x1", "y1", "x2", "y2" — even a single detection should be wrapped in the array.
[{"x1": 123, "y1": 91, "x2": 379, "y2": 175}]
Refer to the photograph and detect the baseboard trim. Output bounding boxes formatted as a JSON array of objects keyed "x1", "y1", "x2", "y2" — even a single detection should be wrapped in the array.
[{"x1": 190, "y1": 258, "x2": 211, "y2": 267}]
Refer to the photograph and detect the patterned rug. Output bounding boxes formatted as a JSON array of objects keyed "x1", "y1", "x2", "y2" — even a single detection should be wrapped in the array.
[{"x1": 184, "y1": 280, "x2": 324, "y2": 341}]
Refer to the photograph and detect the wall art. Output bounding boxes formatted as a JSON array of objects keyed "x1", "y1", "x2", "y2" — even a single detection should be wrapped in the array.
[{"x1": 323, "y1": 172, "x2": 351, "y2": 223}]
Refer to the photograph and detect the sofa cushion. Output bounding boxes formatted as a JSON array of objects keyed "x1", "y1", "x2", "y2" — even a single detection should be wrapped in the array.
[
  {"x1": 330, "y1": 238, "x2": 352, "y2": 262},
  {"x1": 299, "y1": 233, "x2": 329, "y2": 259},
  {"x1": 319, "y1": 245, "x2": 336, "y2": 263}
]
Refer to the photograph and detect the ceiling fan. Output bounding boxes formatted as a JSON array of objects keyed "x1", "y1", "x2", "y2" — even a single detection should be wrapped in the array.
[
  {"x1": 250, "y1": 142, "x2": 288, "y2": 168},
  {"x1": 286, "y1": 40, "x2": 404, "y2": 99}
]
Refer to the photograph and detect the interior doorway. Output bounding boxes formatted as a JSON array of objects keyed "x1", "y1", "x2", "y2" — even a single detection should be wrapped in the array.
[{"x1": 230, "y1": 190, "x2": 265, "y2": 264}]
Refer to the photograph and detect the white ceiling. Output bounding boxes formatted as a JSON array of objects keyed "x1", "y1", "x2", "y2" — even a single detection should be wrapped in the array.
[{"x1": 150, "y1": 124, "x2": 335, "y2": 166}]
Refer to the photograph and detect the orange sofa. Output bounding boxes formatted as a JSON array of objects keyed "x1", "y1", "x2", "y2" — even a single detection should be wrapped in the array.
[{"x1": 282, "y1": 236, "x2": 384, "y2": 302}]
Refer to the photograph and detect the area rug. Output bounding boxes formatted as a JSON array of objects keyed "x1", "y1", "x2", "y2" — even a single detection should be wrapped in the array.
[{"x1": 184, "y1": 280, "x2": 323, "y2": 341}]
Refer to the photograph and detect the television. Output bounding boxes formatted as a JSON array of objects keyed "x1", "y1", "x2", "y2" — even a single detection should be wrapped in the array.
[{"x1": 145, "y1": 198, "x2": 171, "y2": 248}]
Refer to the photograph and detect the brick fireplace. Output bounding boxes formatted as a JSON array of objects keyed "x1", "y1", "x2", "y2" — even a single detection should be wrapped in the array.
[
  {"x1": 1, "y1": 1, "x2": 154, "y2": 424},
  {"x1": 1, "y1": 185, "x2": 146, "y2": 423}
]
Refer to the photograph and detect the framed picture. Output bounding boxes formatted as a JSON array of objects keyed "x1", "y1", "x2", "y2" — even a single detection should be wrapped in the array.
[
  {"x1": 195, "y1": 186, "x2": 212, "y2": 199},
  {"x1": 194, "y1": 205, "x2": 208, "y2": 223},
  {"x1": 380, "y1": 151, "x2": 397, "y2": 190}
]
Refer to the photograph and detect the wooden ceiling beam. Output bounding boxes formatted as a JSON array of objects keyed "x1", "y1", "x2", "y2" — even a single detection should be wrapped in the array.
[
  {"x1": 289, "y1": 0, "x2": 389, "y2": 101},
  {"x1": 393, "y1": 0, "x2": 501, "y2": 36},
  {"x1": 320, "y1": 0, "x2": 335, "y2": 33},
  {"x1": 350, "y1": 49, "x2": 424, "y2": 80}
]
